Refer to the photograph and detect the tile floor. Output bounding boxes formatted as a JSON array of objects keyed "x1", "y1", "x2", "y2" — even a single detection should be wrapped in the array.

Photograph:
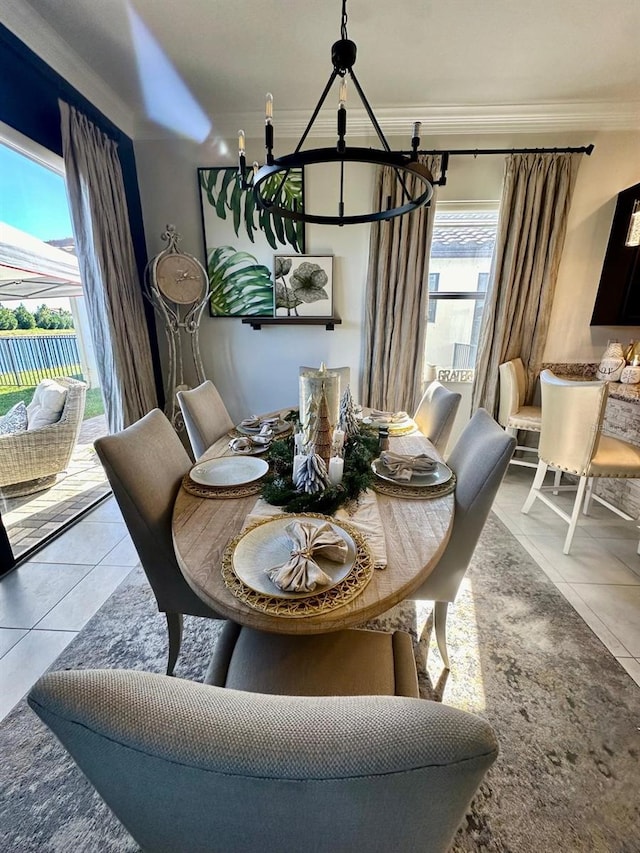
[{"x1": 1, "y1": 467, "x2": 639, "y2": 723}]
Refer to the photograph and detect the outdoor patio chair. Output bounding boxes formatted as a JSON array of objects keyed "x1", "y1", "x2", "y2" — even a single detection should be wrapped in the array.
[{"x1": 0, "y1": 377, "x2": 87, "y2": 498}]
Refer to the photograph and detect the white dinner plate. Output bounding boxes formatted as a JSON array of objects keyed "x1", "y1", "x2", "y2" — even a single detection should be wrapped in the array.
[
  {"x1": 189, "y1": 456, "x2": 269, "y2": 487},
  {"x1": 371, "y1": 458, "x2": 453, "y2": 489},
  {"x1": 233, "y1": 516, "x2": 356, "y2": 599}
]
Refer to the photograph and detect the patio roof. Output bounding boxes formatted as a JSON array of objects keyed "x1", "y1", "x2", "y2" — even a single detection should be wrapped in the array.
[{"x1": 0, "y1": 222, "x2": 82, "y2": 301}]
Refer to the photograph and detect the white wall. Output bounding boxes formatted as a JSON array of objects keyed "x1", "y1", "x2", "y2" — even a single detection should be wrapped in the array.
[{"x1": 134, "y1": 129, "x2": 640, "y2": 420}]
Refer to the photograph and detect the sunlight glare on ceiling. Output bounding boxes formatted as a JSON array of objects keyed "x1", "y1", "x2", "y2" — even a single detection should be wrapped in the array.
[{"x1": 126, "y1": 3, "x2": 212, "y2": 143}]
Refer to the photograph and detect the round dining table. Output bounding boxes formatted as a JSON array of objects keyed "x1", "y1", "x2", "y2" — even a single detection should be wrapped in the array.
[{"x1": 172, "y1": 429, "x2": 455, "y2": 635}]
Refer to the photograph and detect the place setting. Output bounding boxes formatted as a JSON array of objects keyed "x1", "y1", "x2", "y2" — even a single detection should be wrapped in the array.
[
  {"x1": 221, "y1": 513, "x2": 375, "y2": 618},
  {"x1": 182, "y1": 454, "x2": 270, "y2": 499},
  {"x1": 362, "y1": 409, "x2": 418, "y2": 436},
  {"x1": 371, "y1": 450, "x2": 456, "y2": 499}
]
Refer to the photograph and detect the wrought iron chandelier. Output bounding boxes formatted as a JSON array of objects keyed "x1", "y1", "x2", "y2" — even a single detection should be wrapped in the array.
[{"x1": 238, "y1": 0, "x2": 440, "y2": 226}]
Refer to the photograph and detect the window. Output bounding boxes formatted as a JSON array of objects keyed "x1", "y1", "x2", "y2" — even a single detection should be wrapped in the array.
[
  {"x1": 427, "y1": 272, "x2": 440, "y2": 323},
  {"x1": 424, "y1": 207, "x2": 498, "y2": 376}
]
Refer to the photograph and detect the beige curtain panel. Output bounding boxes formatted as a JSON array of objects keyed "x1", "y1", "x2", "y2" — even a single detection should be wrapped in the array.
[
  {"x1": 472, "y1": 153, "x2": 581, "y2": 417},
  {"x1": 362, "y1": 155, "x2": 441, "y2": 413},
  {"x1": 59, "y1": 101, "x2": 158, "y2": 433}
]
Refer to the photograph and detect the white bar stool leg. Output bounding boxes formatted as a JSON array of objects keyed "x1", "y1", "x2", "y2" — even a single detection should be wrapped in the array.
[
  {"x1": 522, "y1": 460, "x2": 547, "y2": 513},
  {"x1": 564, "y1": 476, "x2": 588, "y2": 554},
  {"x1": 583, "y1": 477, "x2": 594, "y2": 515}
]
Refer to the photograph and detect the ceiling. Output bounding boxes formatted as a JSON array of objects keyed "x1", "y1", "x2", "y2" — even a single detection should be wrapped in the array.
[{"x1": 6, "y1": 0, "x2": 640, "y2": 140}]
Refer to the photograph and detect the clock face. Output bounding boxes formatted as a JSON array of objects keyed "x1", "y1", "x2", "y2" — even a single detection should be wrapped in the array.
[{"x1": 154, "y1": 253, "x2": 207, "y2": 304}]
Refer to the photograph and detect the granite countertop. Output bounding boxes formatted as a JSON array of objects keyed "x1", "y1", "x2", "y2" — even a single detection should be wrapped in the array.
[{"x1": 542, "y1": 363, "x2": 640, "y2": 403}]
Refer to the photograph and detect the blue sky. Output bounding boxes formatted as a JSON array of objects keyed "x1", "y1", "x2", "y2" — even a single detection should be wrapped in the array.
[{"x1": 0, "y1": 143, "x2": 73, "y2": 241}]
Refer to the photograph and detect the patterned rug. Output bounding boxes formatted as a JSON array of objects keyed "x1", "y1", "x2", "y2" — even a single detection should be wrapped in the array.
[{"x1": 1, "y1": 514, "x2": 639, "y2": 852}]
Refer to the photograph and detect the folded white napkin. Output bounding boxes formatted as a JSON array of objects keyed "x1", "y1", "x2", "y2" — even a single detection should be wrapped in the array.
[
  {"x1": 267, "y1": 521, "x2": 348, "y2": 592},
  {"x1": 369, "y1": 410, "x2": 409, "y2": 423},
  {"x1": 245, "y1": 489, "x2": 388, "y2": 570},
  {"x1": 228, "y1": 437, "x2": 253, "y2": 454},
  {"x1": 240, "y1": 415, "x2": 261, "y2": 429},
  {"x1": 379, "y1": 451, "x2": 437, "y2": 481}
]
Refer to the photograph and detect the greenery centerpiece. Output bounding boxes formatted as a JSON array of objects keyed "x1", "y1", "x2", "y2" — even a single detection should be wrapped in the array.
[{"x1": 261, "y1": 425, "x2": 379, "y2": 515}]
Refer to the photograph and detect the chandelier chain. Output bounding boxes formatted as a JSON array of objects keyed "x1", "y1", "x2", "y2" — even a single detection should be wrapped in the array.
[{"x1": 340, "y1": 0, "x2": 348, "y2": 40}]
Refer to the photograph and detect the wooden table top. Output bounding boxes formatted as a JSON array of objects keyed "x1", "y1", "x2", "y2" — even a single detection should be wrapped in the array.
[{"x1": 172, "y1": 430, "x2": 454, "y2": 635}]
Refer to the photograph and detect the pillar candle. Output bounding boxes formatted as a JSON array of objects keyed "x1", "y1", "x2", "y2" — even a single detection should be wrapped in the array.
[
  {"x1": 332, "y1": 428, "x2": 345, "y2": 453},
  {"x1": 328, "y1": 456, "x2": 344, "y2": 486},
  {"x1": 292, "y1": 454, "x2": 306, "y2": 485}
]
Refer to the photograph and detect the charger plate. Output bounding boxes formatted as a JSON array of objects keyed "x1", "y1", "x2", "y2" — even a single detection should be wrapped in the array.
[
  {"x1": 222, "y1": 513, "x2": 374, "y2": 617},
  {"x1": 372, "y1": 472, "x2": 457, "y2": 500},
  {"x1": 372, "y1": 458, "x2": 452, "y2": 488},
  {"x1": 232, "y1": 516, "x2": 356, "y2": 599},
  {"x1": 181, "y1": 474, "x2": 264, "y2": 500},
  {"x1": 235, "y1": 419, "x2": 292, "y2": 437}
]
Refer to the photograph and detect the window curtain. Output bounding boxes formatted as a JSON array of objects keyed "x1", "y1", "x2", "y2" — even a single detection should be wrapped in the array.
[
  {"x1": 472, "y1": 153, "x2": 581, "y2": 416},
  {"x1": 362, "y1": 155, "x2": 441, "y2": 413},
  {"x1": 59, "y1": 100, "x2": 157, "y2": 433}
]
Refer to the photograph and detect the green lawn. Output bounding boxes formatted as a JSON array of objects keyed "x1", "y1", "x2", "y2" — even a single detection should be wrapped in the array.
[{"x1": 0, "y1": 382, "x2": 105, "y2": 420}]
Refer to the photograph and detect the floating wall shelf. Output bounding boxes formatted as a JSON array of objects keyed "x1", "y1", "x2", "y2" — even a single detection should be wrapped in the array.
[{"x1": 242, "y1": 317, "x2": 342, "y2": 331}]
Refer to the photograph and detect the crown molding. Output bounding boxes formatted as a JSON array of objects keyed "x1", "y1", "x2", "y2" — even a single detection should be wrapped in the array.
[
  {"x1": 1, "y1": 0, "x2": 136, "y2": 137},
  {"x1": 151, "y1": 100, "x2": 638, "y2": 144}
]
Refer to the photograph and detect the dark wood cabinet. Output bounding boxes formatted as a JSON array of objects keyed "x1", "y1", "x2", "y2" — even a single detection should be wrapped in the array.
[{"x1": 591, "y1": 182, "x2": 640, "y2": 326}]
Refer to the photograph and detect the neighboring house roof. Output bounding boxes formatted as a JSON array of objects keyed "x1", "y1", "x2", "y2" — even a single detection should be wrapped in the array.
[{"x1": 431, "y1": 211, "x2": 498, "y2": 259}]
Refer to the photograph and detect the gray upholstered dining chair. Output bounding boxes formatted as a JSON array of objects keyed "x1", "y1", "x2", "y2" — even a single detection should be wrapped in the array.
[
  {"x1": 176, "y1": 380, "x2": 234, "y2": 460},
  {"x1": 94, "y1": 409, "x2": 225, "y2": 675},
  {"x1": 410, "y1": 409, "x2": 516, "y2": 668},
  {"x1": 413, "y1": 380, "x2": 462, "y2": 455},
  {"x1": 29, "y1": 668, "x2": 498, "y2": 853}
]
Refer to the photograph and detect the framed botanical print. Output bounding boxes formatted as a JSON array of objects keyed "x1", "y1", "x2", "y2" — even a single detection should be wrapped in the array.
[
  {"x1": 273, "y1": 255, "x2": 333, "y2": 318},
  {"x1": 198, "y1": 167, "x2": 304, "y2": 317}
]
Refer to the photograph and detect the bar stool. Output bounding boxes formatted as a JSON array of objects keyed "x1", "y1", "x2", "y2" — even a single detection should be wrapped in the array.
[
  {"x1": 521, "y1": 370, "x2": 640, "y2": 554},
  {"x1": 497, "y1": 358, "x2": 542, "y2": 469}
]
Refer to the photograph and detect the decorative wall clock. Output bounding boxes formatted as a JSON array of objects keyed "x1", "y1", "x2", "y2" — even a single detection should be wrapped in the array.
[{"x1": 145, "y1": 225, "x2": 209, "y2": 430}]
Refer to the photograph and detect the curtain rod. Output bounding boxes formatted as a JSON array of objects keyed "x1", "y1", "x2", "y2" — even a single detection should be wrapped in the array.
[
  {"x1": 402, "y1": 144, "x2": 595, "y2": 157},
  {"x1": 396, "y1": 144, "x2": 594, "y2": 186}
]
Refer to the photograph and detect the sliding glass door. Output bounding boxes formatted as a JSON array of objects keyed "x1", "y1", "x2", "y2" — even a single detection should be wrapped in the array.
[{"x1": 0, "y1": 127, "x2": 110, "y2": 567}]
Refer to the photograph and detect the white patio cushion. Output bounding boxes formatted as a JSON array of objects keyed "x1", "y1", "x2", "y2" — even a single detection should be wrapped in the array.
[
  {"x1": 27, "y1": 379, "x2": 67, "y2": 430},
  {"x1": 0, "y1": 401, "x2": 28, "y2": 435}
]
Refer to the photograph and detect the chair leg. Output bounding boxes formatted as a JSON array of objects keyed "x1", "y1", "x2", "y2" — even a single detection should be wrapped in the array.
[
  {"x1": 433, "y1": 601, "x2": 450, "y2": 670},
  {"x1": 165, "y1": 612, "x2": 183, "y2": 676},
  {"x1": 583, "y1": 477, "x2": 594, "y2": 515},
  {"x1": 522, "y1": 460, "x2": 548, "y2": 514},
  {"x1": 552, "y1": 468, "x2": 562, "y2": 495},
  {"x1": 564, "y1": 477, "x2": 588, "y2": 555}
]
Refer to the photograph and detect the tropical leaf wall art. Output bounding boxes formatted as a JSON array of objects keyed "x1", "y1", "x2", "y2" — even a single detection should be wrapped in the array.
[{"x1": 198, "y1": 166, "x2": 305, "y2": 316}]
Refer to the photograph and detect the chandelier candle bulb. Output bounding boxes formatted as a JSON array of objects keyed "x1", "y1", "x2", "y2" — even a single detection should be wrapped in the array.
[
  {"x1": 328, "y1": 456, "x2": 345, "y2": 486},
  {"x1": 339, "y1": 79, "x2": 347, "y2": 107},
  {"x1": 265, "y1": 93, "x2": 273, "y2": 121},
  {"x1": 238, "y1": 129, "x2": 245, "y2": 155}
]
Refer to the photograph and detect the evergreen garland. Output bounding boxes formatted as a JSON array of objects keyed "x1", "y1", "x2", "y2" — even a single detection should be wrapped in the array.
[{"x1": 261, "y1": 426, "x2": 379, "y2": 515}]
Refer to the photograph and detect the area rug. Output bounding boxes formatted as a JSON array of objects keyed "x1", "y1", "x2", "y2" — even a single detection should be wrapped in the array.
[{"x1": 1, "y1": 514, "x2": 639, "y2": 852}]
